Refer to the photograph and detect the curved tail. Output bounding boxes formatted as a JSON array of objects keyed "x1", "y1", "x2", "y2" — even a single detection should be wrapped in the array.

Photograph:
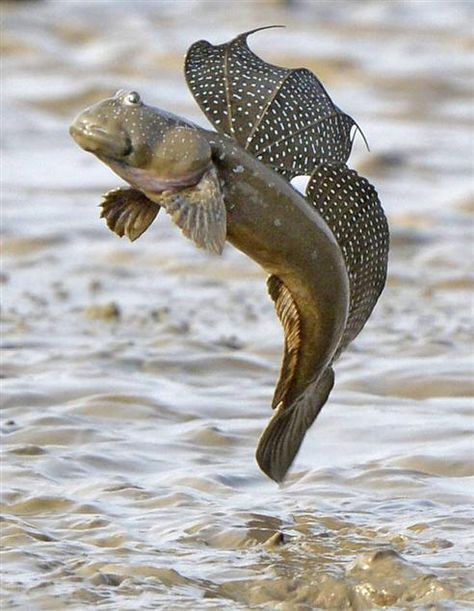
[{"x1": 256, "y1": 367, "x2": 334, "y2": 482}]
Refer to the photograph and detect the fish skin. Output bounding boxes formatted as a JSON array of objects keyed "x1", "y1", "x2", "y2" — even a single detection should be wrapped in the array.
[
  {"x1": 70, "y1": 90, "x2": 210, "y2": 191},
  {"x1": 204, "y1": 131, "x2": 350, "y2": 406},
  {"x1": 69, "y1": 91, "x2": 352, "y2": 482}
]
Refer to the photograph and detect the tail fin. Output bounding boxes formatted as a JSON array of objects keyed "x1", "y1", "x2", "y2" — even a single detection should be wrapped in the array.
[{"x1": 256, "y1": 367, "x2": 335, "y2": 482}]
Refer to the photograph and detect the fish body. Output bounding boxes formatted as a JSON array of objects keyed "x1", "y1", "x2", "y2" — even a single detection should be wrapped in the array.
[
  {"x1": 70, "y1": 29, "x2": 389, "y2": 482},
  {"x1": 206, "y1": 132, "x2": 349, "y2": 399}
]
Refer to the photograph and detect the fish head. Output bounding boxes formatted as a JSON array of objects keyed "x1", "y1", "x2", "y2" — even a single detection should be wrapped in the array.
[{"x1": 70, "y1": 90, "x2": 212, "y2": 192}]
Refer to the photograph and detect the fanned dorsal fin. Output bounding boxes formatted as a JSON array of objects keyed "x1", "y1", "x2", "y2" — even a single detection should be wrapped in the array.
[
  {"x1": 306, "y1": 162, "x2": 389, "y2": 351},
  {"x1": 267, "y1": 274, "x2": 302, "y2": 410},
  {"x1": 185, "y1": 27, "x2": 356, "y2": 179}
]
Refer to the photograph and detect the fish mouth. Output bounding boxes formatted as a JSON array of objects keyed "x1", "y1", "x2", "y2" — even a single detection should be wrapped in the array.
[{"x1": 69, "y1": 122, "x2": 131, "y2": 158}]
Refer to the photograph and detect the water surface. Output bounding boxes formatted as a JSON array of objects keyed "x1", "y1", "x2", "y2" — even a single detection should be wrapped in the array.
[{"x1": 1, "y1": 1, "x2": 473, "y2": 608}]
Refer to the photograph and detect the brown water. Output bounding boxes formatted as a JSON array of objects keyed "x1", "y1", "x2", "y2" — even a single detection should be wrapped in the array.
[{"x1": 1, "y1": 1, "x2": 473, "y2": 609}]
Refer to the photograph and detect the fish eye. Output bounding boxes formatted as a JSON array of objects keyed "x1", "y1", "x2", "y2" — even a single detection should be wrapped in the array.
[{"x1": 124, "y1": 91, "x2": 141, "y2": 106}]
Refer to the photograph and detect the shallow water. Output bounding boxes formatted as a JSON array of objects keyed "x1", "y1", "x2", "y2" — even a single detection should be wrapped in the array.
[{"x1": 1, "y1": 1, "x2": 473, "y2": 608}]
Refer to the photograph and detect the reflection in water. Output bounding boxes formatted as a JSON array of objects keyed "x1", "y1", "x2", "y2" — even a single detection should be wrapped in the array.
[{"x1": 1, "y1": 1, "x2": 473, "y2": 608}]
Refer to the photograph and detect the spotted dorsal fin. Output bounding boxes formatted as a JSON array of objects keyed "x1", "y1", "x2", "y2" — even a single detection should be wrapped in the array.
[
  {"x1": 185, "y1": 27, "x2": 356, "y2": 179},
  {"x1": 267, "y1": 274, "x2": 302, "y2": 410},
  {"x1": 306, "y1": 162, "x2": 389, "y2": 351}
]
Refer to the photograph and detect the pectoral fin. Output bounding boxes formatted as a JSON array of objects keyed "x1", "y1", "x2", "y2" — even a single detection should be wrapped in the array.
[
  {"x1": 100, "y1": 188, "x2": 160, "y2": 241},
  {"x1": 256, "y1": 367, "x2": 335, "y2": 482},
  {"x1": 158, "y1": 165, "x2": 226, "y2": 254}
]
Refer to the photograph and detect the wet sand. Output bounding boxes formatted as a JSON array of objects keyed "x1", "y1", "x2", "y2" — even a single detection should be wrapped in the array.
[{"x1": 1, "y1": 1, "x2": 473, "y2": 608}]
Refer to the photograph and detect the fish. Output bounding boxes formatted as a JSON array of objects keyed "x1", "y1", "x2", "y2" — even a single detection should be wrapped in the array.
[{"x1": 70, "y1": 27, "x2": 389, "y2": 483}]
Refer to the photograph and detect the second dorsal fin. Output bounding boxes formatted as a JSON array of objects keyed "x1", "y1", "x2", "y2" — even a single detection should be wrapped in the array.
[
  {"x1": 306, "y1": 162, "x2": 389, "y2": 350},
  {"x1": 185, "y1": 28, "x2": 356, "y2": 179}
]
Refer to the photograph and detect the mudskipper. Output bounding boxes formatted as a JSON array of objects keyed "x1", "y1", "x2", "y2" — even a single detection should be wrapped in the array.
[{"x1": 70, "y1": 28, "x2": 389, "y2": 482}]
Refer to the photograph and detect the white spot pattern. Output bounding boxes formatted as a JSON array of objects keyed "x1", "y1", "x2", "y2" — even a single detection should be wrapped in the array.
[
  {"x1": 306, "y1": 162, "x2": 389, "y2": 351},
  {"x1": 184, "y1": 31, "x2": 389, "y2": 355},
  {"x1": 185, "y1": 29, "x2": 355, "y2": 179}
]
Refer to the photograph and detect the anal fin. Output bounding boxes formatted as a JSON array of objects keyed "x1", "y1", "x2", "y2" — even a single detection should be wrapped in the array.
[
  {"x1": 100, "y1": 187, "x2": 160, "y2": 241},
  {"x1": 256, "y1": 367, "x2": 335, "y2": 482},
  {"x1": 267, "y1": 275, "x2": 302, "y2": 409}
]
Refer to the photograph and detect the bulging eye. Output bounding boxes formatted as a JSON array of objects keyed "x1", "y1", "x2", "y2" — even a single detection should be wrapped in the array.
[{"x1": 124, "y1": 91, "x2": 141, "y2": 106}]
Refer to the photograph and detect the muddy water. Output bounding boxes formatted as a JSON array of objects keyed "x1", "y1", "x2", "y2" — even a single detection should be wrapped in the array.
[{"x1": 1, "y1": 1, "x2": 473, "y2": 608}]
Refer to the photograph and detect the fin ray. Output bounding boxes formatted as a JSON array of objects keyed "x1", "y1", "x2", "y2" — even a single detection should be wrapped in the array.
[
  {"x1": 267, "y1": 275, "x2": 302, "y2": 410},
  {"x1": 185, "y1": 30, "x2": 355, "y2": 179},
  {"x1": 100, "y1": 188, "x2": 160, "y2": 241},
  {"x1": 157, "y1": 165, "x2": 226, "y2": 254}
]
